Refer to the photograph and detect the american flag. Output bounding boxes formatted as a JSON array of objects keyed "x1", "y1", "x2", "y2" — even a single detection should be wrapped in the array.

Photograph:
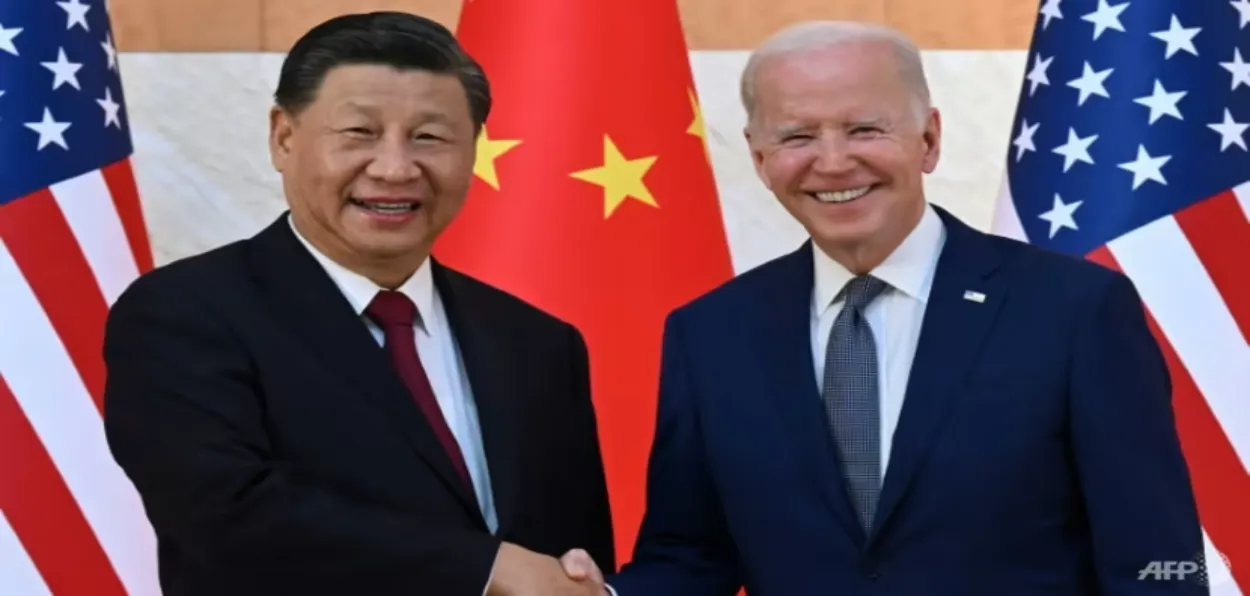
[
  {"x1": 993, "y1": 0, "x2": 1249, "y2": 592},
  {"x1": 0, "y1": 0, "x2": 159, "y2": 594}
]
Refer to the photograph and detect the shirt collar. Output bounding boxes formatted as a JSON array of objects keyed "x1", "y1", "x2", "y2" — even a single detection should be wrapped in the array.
[
  {"x1": 812, "y1": 202, "x2": 946, "y2": 313},
  {"x1": 288, "y1": 215, "x2": 436, "y2": 330}
]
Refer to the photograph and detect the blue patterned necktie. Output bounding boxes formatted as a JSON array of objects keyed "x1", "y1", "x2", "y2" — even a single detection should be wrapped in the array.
[{"x1": 822, "y1": 274, "x2": 888, "y2": 531}]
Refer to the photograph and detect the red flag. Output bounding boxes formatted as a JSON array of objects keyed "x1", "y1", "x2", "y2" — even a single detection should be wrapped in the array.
[{"x1": 438, "y1": 0, "x2": 735, "y2": 559}]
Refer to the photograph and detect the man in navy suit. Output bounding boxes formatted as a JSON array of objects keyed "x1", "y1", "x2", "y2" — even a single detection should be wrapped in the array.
[{"x1": 562, "y1": 20, "x2": 1207, "y2": 596}]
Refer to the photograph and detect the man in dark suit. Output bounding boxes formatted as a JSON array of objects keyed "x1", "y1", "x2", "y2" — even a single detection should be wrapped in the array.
[
  {"x1": 563, "y1": 20, "x2": 1206, "y2": 596},
  {"x1": 102, "y1": 12, "x2": 613, "y2": 596}
]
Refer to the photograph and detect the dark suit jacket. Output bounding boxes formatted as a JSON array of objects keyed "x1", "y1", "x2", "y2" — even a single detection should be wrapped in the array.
[
  {"x1": 608, "y1": 206, "x2": 1205, "y2": 595},
  {"x1": 102, "y1": 215, "x2": 615, "y2": 596}
]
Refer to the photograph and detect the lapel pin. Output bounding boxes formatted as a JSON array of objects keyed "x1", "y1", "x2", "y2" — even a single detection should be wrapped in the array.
[{"x1": 963, "y1": 290, "x2": 986, "y2": 303}]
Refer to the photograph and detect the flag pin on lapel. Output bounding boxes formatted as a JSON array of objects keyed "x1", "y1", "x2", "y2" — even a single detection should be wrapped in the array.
[{"x1": 963, "y1": 290, "x2": 986, "y2": 303}]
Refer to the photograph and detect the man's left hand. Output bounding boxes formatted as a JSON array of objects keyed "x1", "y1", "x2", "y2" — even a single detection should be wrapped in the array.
[{"x1": 560, "y1": 548, "x2": 609, "y2": 595}]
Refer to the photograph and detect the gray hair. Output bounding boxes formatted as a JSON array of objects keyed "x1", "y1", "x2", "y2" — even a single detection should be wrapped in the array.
[{"x1": 740, "y1": 21, "x2": 932, "y2": 128}]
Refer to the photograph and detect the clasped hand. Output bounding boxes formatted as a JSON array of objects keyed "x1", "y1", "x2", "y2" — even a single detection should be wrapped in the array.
[{"x1": 487, "y1": 542, "x2": 607, "y2": 596}]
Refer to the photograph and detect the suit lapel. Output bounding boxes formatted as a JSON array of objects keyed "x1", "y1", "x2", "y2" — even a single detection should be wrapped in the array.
[
  {"x1": 245, "y1": 216, "x2": 486, "y2": 526},
  {"x1": 867, "y1": 210, "x2": 1009, "y2": 546},
  {"x1": 430, "y1": 262, "x2": 524, "y2": 535},
  {"x1": 748, "y1": 243, "x2": 868, "y2": 544}
]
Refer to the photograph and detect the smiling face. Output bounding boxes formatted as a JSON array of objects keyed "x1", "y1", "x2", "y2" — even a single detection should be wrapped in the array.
[
  {"x1": 745, "y1": 38, "x2": 941, "y2": 270},
  {"x1": 269, "y1": 63, "x2": 477, "y2": 282}
]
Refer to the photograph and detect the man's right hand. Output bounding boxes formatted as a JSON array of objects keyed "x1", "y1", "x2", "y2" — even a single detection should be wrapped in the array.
[{"x1": 486, "y1": 542, "x2": 604, "y2": 596}]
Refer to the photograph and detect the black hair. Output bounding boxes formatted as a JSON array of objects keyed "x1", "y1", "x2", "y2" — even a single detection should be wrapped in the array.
[{"x1": 273, "y1": 11, "x2": 491, "y2": 130}]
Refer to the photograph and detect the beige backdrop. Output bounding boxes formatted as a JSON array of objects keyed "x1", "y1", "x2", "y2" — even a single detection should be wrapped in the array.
[{"x1": 108, "y1": 0, "x2": 1037, "y2": 51}]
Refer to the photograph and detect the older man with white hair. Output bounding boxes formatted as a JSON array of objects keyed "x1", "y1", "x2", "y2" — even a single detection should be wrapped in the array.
[{"x1": 562, "y1": 20, "x2": 1205, "y2": 596}]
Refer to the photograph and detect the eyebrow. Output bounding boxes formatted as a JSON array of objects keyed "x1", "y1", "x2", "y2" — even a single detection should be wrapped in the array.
[
  {"x1": 770, "y1": 116, "x2": 891, "y2": 137},
  {"x1": 848, "y1": 117, "x2": 889, "y2": 128},
  {"x1": 336, "y1": 100, "x2": 380, "y2": 116},
  {"x1": 773, "y1": 123, "x2": 813, "y2": 139},
  {"x1": 412, "y1": 110, "x2": 452, "y2": 124},
  {"x1": 334, "y1": 102, "x2": 453, "y2": 125}
]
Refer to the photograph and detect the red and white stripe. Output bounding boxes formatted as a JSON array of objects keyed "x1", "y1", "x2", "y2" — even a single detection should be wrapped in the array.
[
  {"x1": 0, "y1": 511, "x2": 52, "y2": 596},
  {"x1": 0, "y1": 158, "x2": 159, "y2": 596},
  {"x1": 994, "y1": 175, "x2": 1250, "y2": 594},
  {"x1": 1238, "y1": 182, "x2": 1250, "y2": 222}
]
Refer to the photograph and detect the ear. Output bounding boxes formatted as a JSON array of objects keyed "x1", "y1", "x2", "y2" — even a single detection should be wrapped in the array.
[
  {"x1": 920, "y1": 107, "x2": 942, "y2": 174},
  {"x1": 743, "y1": 125, "x2": 774, "y2": 191},
  {"x1": 269, "y1": 106, "x2": 296, "y2": 172}
]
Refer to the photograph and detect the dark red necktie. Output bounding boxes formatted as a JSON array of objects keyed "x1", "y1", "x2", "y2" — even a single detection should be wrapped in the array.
[{"x1": 366, "y1": 290, "x2": 472, "y2": 490}]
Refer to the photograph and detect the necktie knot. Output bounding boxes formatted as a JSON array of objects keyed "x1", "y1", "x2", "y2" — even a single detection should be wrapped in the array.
[
  {"x1": 366, "y1": 290, "x2": 417, "y2": 329},
  {"x1": 837, "y1": 275, "x2": 887, "y2": 311}
]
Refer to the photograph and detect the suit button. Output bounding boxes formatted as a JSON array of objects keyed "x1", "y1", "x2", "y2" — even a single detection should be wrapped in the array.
[{"x1": 869, "y1": 572, "x2": 880, "y2": 581}]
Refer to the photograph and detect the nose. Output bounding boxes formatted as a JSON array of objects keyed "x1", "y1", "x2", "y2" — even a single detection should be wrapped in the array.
[
  {"x1": 365, "y1": 136, "x2": 422, "y2": 184},
  {"x1": 811, "y1": 134, "x2": 856, "y2": 176}
]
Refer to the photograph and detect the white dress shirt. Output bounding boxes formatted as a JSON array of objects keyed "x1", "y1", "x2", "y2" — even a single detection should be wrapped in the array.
[
  {"x1": 811, "y1": 203, "x2": 946, "y2": 477},
  {"x1": 288, "y1": 218, "x2": 499, "y2": 534}
]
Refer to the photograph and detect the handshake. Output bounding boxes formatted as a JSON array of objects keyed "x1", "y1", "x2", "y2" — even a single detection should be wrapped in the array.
[{"x1": 485, "y1": 542, "x2": 609, "y2": 596}]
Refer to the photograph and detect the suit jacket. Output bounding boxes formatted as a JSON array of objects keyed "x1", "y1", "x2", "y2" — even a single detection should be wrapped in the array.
[
  {"x1": 102, "y1": 215, "x2": 615, "y2": 596},
  {"x1": 608, "y1": 206, "x2": 1205, "y2": 595}
]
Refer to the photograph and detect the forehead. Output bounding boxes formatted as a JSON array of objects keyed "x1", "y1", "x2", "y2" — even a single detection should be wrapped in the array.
[
  {"x1": 309, "y1": 64, "x2": 470, "y2": 117},
  {"x1": 751, "y1": 42, "x2": 910, "y2": 120}
]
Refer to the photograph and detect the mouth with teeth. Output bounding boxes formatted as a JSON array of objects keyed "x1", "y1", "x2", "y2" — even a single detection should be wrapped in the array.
[
  {"x1": 808, "y1": 185, "x2": 877, "y2": 204},
  {"x1": 349, "y1": 197, "x2": 423, "y2": 218}
]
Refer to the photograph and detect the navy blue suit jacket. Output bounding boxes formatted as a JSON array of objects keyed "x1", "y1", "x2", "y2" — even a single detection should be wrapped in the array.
[{"x1": 609, "y1": 207, "x2": 1206, "y2": 595}]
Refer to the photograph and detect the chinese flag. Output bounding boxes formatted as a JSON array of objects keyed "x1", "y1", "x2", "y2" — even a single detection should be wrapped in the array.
[{"x1": 436, "y1": 0, "x2": 735, "y2": 561}]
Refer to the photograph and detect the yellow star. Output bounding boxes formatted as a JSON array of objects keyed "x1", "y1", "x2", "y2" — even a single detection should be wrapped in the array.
[
  {"x1": 687, "y1": 87, "x2": 706, "y2": 140},
  {"x1": 473, "y1": 126, "x2": 521, "y2": 190},
  {"x1": 570, "y1": 135, "x2": 659, "y2": 218},
  {"x1": 686, "y1": 87, "x2": 710, "y2": 161}
]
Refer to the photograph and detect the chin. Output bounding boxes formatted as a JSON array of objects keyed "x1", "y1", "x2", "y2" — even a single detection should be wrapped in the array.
[
  {"x1": 374, "y1": 234, "x2": 430, "y2": 253},
  {"x1": 812, "y1": 218, "x2": 882, "y2": 248},
  {"x1": 337, "y1": 226, "x2": 416, "y2": 254}
]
